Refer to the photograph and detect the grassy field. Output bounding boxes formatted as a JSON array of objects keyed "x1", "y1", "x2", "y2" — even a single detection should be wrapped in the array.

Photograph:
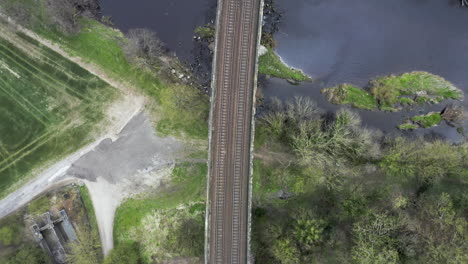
[
  {"x1": 39, "y1": 19, "x2": 209, "y2": 140},
  {"x1": 322, "y1": 71, "x2": 463, "y2": 111},
  {"x1": 113, "y1": 162, "x2": 206, "y2": 263},
  {"x1": 259, "y1": 47, "x2": 311, "y2": 82},
  {"x1": 0, "y1": 22, "x2": 116, "y2": 198}
]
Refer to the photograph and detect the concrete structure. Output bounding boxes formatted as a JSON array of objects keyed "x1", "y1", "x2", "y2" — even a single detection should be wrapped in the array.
[
  {"x1": 31, "y1": 210, "x2": 77, "y2": 264},
  {"x1": 205, "y1": 0, "x2": 264, "y2": 263}
]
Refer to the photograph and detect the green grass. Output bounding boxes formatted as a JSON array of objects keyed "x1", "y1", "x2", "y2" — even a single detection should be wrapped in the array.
[
  {"x1": 322, "y1": 71, "x2": 463, "y2": 111},
  {"x1": 41, "y1": 19, "x2": 209, "y2": 139},
  {"x1": 321, "y1": 84, "x2": 377, "y2": 110},
  {"x1": 259, "y1": 47, "x2": 311, "y2": 82},
  {"x1": 370, "y1": 71, "x2": 463, "y2": 108},
  {"x1": 397, "y1": 123, "x2": 419, "y2": 130},
  {"x1": 113, "y1": 162, "x2": 207, "y2": 245},
  {"x1": 79, "y1": 185, "x2": 101, "y2": 255},
  {"x1": 113, "y1": 162, "x2": 206, "y2": 263},
  {"x1": 192, "y1": 25, "x2": 310, "y2": 83},
  {"x1": 0, "y1": 10, "x2": 210, "y2": 197},
  {"x1": 398, "y1": 97, "x2": 415, "y2": 106},
  {"x1": 0, "y1": 23, "x2": 116, "y2": 198},
  {"x1": 194, "y1": 25, "x2": 215, "y2": 40},
  {"x1": 411, "y1": 112, "x2": 443, "y2": 128}
]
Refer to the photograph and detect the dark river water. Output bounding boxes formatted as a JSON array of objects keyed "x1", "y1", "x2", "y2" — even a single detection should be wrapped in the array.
[
  {"x1": 100, "y1": 0, "x2": 468, "y2": 141},
  {"x1": 99, "y1": 0, "x2": 217, "y2": 62}
]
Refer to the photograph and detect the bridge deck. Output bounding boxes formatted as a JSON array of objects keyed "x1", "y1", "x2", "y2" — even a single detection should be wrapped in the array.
[{"x1": 206, "y1": 0, "x2": 263, "y2": 263}]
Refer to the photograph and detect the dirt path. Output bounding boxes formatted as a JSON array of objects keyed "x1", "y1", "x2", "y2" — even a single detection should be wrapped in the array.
[
  {"x1": 0, "y1": 11, "x2": 136, "y2": 94},
  {"x1": 0, "y1": 13, "x2": 165, "y2": 255},
  {"x1": 0, "y1": 94, "x2": 145, "y2": 218},
  {"x1": 67, "y1": 112, "x2": 184, "y2": 255}
]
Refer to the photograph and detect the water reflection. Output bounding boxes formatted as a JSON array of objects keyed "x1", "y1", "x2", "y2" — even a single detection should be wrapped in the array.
[
  {"x1": 99, "y1": 0, "x2": 217, "y2": 63},
  {"x1": 263, "y1": 0, "x2": 468, "y2": 140}
]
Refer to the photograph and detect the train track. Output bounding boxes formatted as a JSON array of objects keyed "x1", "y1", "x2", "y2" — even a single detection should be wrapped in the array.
[{"x1": 206, "y1": 0, "x2": 263, "y2": 263}]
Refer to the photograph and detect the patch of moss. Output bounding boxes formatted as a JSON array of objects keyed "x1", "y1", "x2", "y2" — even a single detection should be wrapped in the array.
[
  {"x1": 370, "y1": 71, "x2": 463, "y2": 107},
  {"x1": 398, "y1": 97, "x2": 415, "y2": 106},
  {"x1": 194, "y1": 24, "x2": 215, "y2": 40},
  {"x1": 259, "y1": 47, "x2": 311, "y2": 82},
  {"x1": 411, "y1": 112, "x2": 443, "y2": 128},
  {"x1": 397, "y1": 123, "x2": 419, "y2": 130},
  {"x1": 415, "y1": 96, "x2": 433, "y2": 104},
  {"x1": 322, "y1": 84, "x2": 377, "y2": 110},
  {"x1": 322, "y1": 72, "x2": 463, "y2": 111}
]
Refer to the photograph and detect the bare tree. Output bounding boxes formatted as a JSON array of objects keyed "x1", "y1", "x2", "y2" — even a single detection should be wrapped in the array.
[
  {"x1": 45, "y1": 0, "x2": 81, "y2": 34},
  {"x1": 123, "y1": 28, "x2": 164, "y2": 67}
]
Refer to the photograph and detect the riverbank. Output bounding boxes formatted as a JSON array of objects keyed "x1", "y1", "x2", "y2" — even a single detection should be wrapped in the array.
[
  {"x1": 0, "y1": 0, "x2": 210, "y2": 261},
  {"x1": 259, "y1": 46, "x2": 311, "y2": 83}
]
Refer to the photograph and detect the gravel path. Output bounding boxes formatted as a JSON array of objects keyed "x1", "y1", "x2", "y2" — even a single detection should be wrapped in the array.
[
  {"x1": 0, "y1": 12, "x2": 187, "y2": 256},
  {"x1": 67, "y1": 112, "x2": 183, "y2": 255},
  {"x1": 0, "y1": 110, "x2": 183, "y2": 255}
]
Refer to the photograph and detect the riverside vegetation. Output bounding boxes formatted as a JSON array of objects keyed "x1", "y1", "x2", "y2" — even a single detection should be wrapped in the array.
[
  {"x1": 0, "y1": 185, "x2": 101, "y2": 264},
  {"x1": 0, "y1": 0, "x2": 208, "y2": 194},
  {"x1": 112, "y1": 162, "x2": 207, "y2": 263},
  {"x1": 322, "y1": 71, "x2": 463, "y2": 112},
  {"x1": 0, "y1": 0, "x2": 208, "y2": 263},
  {"x1": 322, "y1": 71, "x2": 464, "y2": 130},
  {"x1": 0, "y1": 19, "x2": 116, "y2": 198},
  {"x1": 194, "y1": 22, "x2": 311, "y2": 83},
  {"x1": 253, "y1": 97, "x2": 467, "y2": 263},
  {"x1": 397, "y1": 112, "x2": 443, "y2": 130},
  {"x1": 1, "y1": 1, "x2": 467, "y2": 264}
]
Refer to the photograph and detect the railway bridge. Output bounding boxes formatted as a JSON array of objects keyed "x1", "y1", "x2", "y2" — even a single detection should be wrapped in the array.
[{"x1": 205, "y1": 0, "x2": 263, "y2": 263}]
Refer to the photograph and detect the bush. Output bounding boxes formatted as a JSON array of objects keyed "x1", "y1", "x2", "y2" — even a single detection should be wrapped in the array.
[
  {"x1": 5, "y1": 245, "x2": 50, "y2": 264},
  {"x1": 261, "y1": 97, "x2": 381, "y2": 167},
  {"x1": 380, "y1": 138, "x2": 467, "y2": 186},
  {"x1": 194, "y1": 24, "x2": 215, "y2": 40},
  {"x1": 175, "y1": 217, "x2": 205, "y2": 257},
  {"x1": 104, "y1": 242, "x2": 141, "y2": 264},
  {"x1": 0, "y1": 226, "x2": 16, "y2": 246},
  {"x1": 123, "y1": 28, "x2": 164, "y2": 68},
  {"x1": 293, "y1": 214, "x2": 327, "y2": 251},
  {"x1": 351, "y1": 211, "x2": 401, "y2": 264},
  {"x1": 118, "y1": 202, "x2": 205, "y2": 263},
  {"x1": 290, "y1": 108, "x2": 381, "y2": 167},
  {"x1": 66, "y1": 228, "x2": 102, "y2": 264},
  {"x1": 272, "y1": 238, "x2": 300, "y2": 264}
]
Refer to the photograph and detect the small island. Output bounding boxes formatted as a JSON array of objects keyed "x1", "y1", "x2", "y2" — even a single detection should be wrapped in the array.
[
  {"x1": 322, "y1": 71, "x2": 463, "y2": 111},
  {"x1": 397, "y1": 112, "x2": 443, "y2": 130}
]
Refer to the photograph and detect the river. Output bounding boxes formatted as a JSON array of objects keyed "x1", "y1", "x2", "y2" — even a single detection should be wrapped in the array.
[{"x1": 99, "y1": 0, "x2": 468, "y2": 141}]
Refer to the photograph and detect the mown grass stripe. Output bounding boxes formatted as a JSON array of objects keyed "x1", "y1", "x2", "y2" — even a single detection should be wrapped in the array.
[
  {"x1": 0, "y1": 76, "x2": 51, "y2": 125},
  {"x1": 0, "y1": 141, "x2": 9, "y2": 155},
  {"x1": 13, "y1": 33, "x2": 92, "y2": 82},
  {"x1": 0, "y1": 129, "x2": 58, "y2": 175},
  {"x1": 0, "y1": 43, "x2": 75, "y2": 97},
  {"x1": 0, "y1": 128, "x2": 56, "y2": 169},
  {"x1": 0, "y1": 142, "x2": 8, "y2": 159},
  {"x1": 0, "y1": 41, "x2": 92, "y2": 102}
]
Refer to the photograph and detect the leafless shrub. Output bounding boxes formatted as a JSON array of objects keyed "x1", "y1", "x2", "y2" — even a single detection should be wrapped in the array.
[
  {"x1": 123, "y1": 28, "x2": 164, "y2": 68},
  {"x1": 261, "y1": 97, "x2": 382, "y2": 167},
  {"x1": 45, "y1": 0, "x2": 81, "y2": 34}
]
